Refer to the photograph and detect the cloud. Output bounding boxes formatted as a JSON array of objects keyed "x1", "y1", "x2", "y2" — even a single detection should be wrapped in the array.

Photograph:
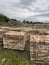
[
  {"x1": 35, "y1": 13, "x2": 49, "y2": 17},
  {"x1": 0, "y1": 0, "x2": 49, "y2": 22},
  {"x1": 26, "y1": 12, "x2": 49, "y2": 22},
  {"x1": 32, "y1": 0, "x2": 49, "y2": 13},
  {"x1": 19, "y1": 0, "x2": 36, "y2": 8}
]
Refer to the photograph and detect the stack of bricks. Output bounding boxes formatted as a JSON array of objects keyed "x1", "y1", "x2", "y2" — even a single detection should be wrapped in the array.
[
  {"x1": 30, "y1": 32, "x2": 49, "y2": 63},
  {"x1": 3, "y1": 31, "x2": 27, "y2": 50}
]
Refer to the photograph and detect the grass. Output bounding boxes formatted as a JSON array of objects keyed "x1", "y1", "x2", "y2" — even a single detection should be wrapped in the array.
[{"x1": 0, "y1": 42, "x2": 36, "y2": 65}]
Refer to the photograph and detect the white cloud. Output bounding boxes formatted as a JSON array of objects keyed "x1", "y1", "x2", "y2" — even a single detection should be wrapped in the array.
[{"x1": 0, "y1": 0, "x2": 49, "y2": 22}]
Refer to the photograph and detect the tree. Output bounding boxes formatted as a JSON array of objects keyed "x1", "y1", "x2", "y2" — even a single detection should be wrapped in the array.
[
  {"x1": 23, "y1": 20, "x2": 26, "y2": 23},
  {"x1": 0, "y1": 14, "x2": 10, "y2": 22}
]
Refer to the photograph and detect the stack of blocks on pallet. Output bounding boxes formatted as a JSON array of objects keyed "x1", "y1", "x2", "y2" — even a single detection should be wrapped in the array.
[
  {"x1": 30, "y1": 30, "x2": 49, "y2": 63},
  {"x1": 0, "y1": 27, "x2": 49, "y2": 63},
  {"x1": 3, "y1": 31, "x2": 27, "y2": 50},
  {"x1": 0, "y1": 28, "x2": 8, "y2": 45}
]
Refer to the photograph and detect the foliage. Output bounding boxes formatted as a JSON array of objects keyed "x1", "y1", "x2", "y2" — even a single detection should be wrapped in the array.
[
  {"x1": 0, "y1": 13, "x2": 48, "y2": 26},
  {"x1": 0, "y1": 44, "x2": 36, "y2": 65},
  {"x1": 23, "y1": 20, "x2": 44, "y2": 24},
  {"x1": 0, "y1": 14, "x2": 10, "y2": 22}
]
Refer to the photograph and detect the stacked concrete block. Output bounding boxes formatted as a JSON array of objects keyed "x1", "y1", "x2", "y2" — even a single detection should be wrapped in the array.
[
  {"x1": 22, "y1": 28, "x2": 39, "y2": 41},
  {"x1": 3, "y1": 31, "x2": 27, "y2": 50},
  {"x1": 30, "y1": 34, "x2": 49, "y2": 62},
  {"x1": 0, "y1": 28, "x2": 8, "y2": 45}
]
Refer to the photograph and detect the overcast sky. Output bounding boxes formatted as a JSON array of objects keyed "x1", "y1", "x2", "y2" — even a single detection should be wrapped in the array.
[{"x1": 0, "y1": 0, "x2": 49, "y2": 22}]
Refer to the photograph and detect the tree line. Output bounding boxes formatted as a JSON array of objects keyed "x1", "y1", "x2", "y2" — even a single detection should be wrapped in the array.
[{"x1": 0, "y1": 13, "x2": 47, "y2": 25}]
